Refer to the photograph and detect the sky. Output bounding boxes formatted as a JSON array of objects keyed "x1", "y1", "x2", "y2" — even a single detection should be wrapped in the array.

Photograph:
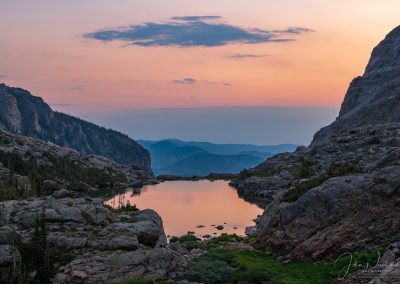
[{"x1": 1, "y1": 1, "x2": 399, "y2": 144}]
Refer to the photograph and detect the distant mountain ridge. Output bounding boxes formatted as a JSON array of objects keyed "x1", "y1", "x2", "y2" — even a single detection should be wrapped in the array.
[
  {"x1": 161, "y1": 139, "x2": 299, "y2": 155},
  {"x1": 157, "y1": 153, "x2": 264, "y2": 176},
  {"x1": 139, "y1": 139, "x2": 299, "y2": 176},
  {"x1": 0, "y1": 84, "x2": 151, "y2": 172}
]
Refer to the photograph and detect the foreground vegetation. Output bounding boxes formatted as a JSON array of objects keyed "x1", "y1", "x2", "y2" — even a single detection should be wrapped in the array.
[
  {"x1": 178, "y1": 234, "x2": 394, "y2": 284},
  {"x1": 100, "y1": 280, "x2": 168, "y2": 284}
]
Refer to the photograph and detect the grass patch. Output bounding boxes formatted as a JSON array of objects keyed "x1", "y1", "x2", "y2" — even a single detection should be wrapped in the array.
[
  {"x1": 328, "y1": 163, "x2": 361, "y2": 177},
  {"x1": 296, "y1": 157, "x2": 316, "y2": 178},
  {"x1": 283, "y1": 176, "x2": 328, "y2": 203},
  {"x1": 100, "y1": 280, "x2": 168, "y2": 284},
  {"x1": 248, "y1": 168, "x2": 277, "y2": 178},
  {"x1": 182, "y1": 238, "x2": 395, "y2": 284},
  {"x1": 208, "y1": 234, "x2": 244, "y2": 246},
  {"x1": 182, "y1": 248, "x2": 338, "y2": 284}
]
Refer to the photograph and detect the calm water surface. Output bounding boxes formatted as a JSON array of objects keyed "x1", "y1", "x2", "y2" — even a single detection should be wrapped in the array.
[{"x1": 106, "y1": 180, "x2": 263, "y2": 237}]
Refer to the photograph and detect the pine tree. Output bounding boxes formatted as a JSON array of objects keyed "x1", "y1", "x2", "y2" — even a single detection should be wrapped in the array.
[{"x1": 31, "y1": 206, "x2": 50, "y2": 284}]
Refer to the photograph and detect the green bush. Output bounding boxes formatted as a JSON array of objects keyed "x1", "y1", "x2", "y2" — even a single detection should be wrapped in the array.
[
  {"x1": 102, "y1": 279, "x2": 168, "y2": 284},
  {"x1": 177, "y1": 234, "x2": 206, "y2": 250},
  {"x1": 169, "y1": 236, "x2": 179, "y2": 243},
  {"x1": 283, "y1": 176, "x2": 327, "y2": 203},
  {"x1": 328, "y1": 163, "x2": 361, "y2": 177},
  {"x1": 231, "y1": 267, "x2": 282, "y2": 284},
  {"x1": 297, "y1": 156, "x2": 315, "y2": 178},
  {"x1": 238, "y1": 169, "x2": 251, "y2": 179},
  {"x1": 179, "y1": 234, "x2": 199, "y2": 243},
  {"x1": 182, "y1": 249, "x2": 239, "y2": 283},
  {"x1": 208, "y1": 234, "x2": 244, "y2": 245},
  {"x1": 183, "y1": 260, "x2": 235, "y2": 284}
]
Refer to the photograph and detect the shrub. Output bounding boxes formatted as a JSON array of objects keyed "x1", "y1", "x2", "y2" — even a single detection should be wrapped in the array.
[
  {"x1": 169, "y1": 236, "x2": 179, "y2": 243},
  {"x1": 328, "y1": 163, "x2": 361, "y2": 177},
  {"x1": 182, "y1": 248, "x2": 239, "y2": 283},
  {"x1": 179, "y1": 234, "x2": 199, "y2": 243},
  {"x1": 104, "y1": 279, "x2": 168, "y2": 284},
  {"x1": 238, "y1": 169, "x2": 251, "y2": 179},
  {"x1": 177, "y1": 234, "x2": 205, "y2": 250},
  {"x1": 182, "y1": 260, "x2": 234, "y2": 284},
  {"x1": 283, "y1": 176, "x2": 327, "y2": 203},
  {"x1": 298, "y1": 156, "x2": 315, "y2": 178},
  {"x1": 231, "y1": 267, "x2": 282, "y2": 284},
  {"x1": 208, "y1": 234, "x2": 244, "y2": 245}
]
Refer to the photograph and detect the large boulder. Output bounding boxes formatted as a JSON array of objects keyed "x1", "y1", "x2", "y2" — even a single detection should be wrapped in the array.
[{"x1": 2, "y1": 191, "x2": 185, "y2": 283}]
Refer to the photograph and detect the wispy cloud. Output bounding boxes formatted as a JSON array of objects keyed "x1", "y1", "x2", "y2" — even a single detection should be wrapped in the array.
[
  {"x1": 172, "y1": 78, "x2": 231, "y2": 86},
  {"x1": 84, "y1": 16, "x2": 313, "y2": 47},
  {"x1": 274, "y1": 27, "x2": 315, "y2": 34},
  {"x1": 204, "y1": 80, "x2": 232, "y2": 86},
  {"x1": 228, "y1": 54, "x2": 269, "y2": 59},
  {"x1": 171, "y1": 16, "x2": 222, "y2": 21},
  {"x1": 0, "y1": 74, "x2": 7, "y2": 79},
  {"x1": 172, "y1": 78, "x2": 197, "y2": 85}
]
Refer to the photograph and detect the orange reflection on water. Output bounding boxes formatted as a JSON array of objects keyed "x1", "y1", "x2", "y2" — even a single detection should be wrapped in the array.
[{"x1": 105, "y1": 180, "x2": 263, "y2": 237}]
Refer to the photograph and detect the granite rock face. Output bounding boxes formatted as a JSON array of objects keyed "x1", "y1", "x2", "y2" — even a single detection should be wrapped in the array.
[
  {"x1": 313, "y1": 26, "x2": 400, "y2": 144},
  {"x1": 0, "y1": 190, "x2": 185, "y2": 283},
  {"x1": 0, "y1": 84, "x2": 151, "y2": 172},
  {"x1": 231, "y1": 26, "x2": 400, "y2": 262}
]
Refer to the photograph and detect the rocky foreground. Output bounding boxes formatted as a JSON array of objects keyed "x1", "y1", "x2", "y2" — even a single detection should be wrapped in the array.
[
  {"x1": 231, "y1": 26, "x2": 400, "y2": 282},
  {"x1": 0, "y1": 189, "x2": 185, "y2": 283}
]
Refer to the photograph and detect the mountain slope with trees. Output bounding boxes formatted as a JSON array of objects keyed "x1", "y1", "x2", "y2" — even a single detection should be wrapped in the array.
[{"x1": 0, "y1": 84, "x2": 151, "y2": 172}]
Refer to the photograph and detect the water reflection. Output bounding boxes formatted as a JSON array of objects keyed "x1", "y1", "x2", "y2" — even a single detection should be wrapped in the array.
[{"x1": 105, "y1": 180, "x2": 263, "y2": 238}]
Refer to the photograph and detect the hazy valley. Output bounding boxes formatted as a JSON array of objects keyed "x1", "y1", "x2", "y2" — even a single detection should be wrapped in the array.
[{"x1": 139, "y1": 139, "x2": 298, "y2": 176}]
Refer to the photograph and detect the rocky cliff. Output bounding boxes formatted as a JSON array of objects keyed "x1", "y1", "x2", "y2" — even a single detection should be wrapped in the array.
[
  {"x1": 313, "y1": 26, "x2": 400, "y2": 144},
  {"x1": 231, "y1": 26, "x2": 400, "y2": 267},
  {"x1": 0, "y1": 84, "x2": 151, "y2": 172},
  {"x1": 0, "y1": 190, "x2": 185, "y2": 283}
]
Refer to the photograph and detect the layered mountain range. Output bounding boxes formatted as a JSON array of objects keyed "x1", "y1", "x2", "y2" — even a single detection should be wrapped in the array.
[
  {"x1": 232, "y1": 25, "x2": 400, "y2": 273},
  {"x1": 0, "y1": 84, "x2": 151, "y2": 172},
  {"x1": 139, "y1": 139, "x2": 298, "y2": 176}
]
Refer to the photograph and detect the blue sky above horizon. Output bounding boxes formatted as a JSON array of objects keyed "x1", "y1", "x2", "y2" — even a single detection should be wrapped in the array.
[{"x1": 85, "y1": 106, "x2": 339, "y2": 145}]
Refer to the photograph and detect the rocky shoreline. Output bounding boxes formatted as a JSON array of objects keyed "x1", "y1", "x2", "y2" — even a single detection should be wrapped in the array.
[
  {"x1": 0, "y1": 189, "x2": 186, "y2": 283},
  {"x1": 156, "y1": 173, "x2": 237, "y2": 182}
]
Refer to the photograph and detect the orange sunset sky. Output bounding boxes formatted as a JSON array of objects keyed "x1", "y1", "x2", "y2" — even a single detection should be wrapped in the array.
[{"x1": 1, "y1": 0, "x2": 399, "y2": 115}]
